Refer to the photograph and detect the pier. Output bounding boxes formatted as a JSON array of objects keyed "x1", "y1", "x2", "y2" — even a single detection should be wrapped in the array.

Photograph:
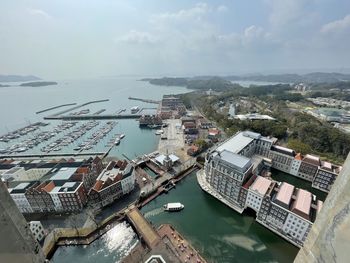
[
  {"x1": 93, "y1": 109, "x2": 106, "y2": 115},
  {"x1": 0, "y1": 150, "x2": 108, "y2": 159},
  {"x1": 48, "y1": 99, "x2": 109, "y2": 117},
  {"x1": 36, "y1": 103, "x2": 77, "y2": 114},
  {"x1": 125, "y1": 206, "x2": 161, "y2": 249},
  {"x1": 128, "y1": 96, "x2": 160, "y2": 104},
  {"x1": 44, "y1": 113, "x2": 142, "y2": 120}
]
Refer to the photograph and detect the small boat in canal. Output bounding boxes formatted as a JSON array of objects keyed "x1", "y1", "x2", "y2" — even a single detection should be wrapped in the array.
[{"x1": 163, "y1": 202, "x2": 184, "y2": 212}]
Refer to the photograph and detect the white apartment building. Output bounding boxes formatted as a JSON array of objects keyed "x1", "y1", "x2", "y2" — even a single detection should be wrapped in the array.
[
  {"x1": 121, "y1": 164, "x2": 135, "y2": 195},
  {"x1": 29, "y1": 221, "x2": 45, "y2": 242},
  {"x1": 8, "y1": 182, "x2": 36, "y2": 213},
  {"x1": 289, "y1": 154, "x2": 302, "y2": 176},
  {"x1": 245, "y1": 176, "x2": 273, "y2": 212}
]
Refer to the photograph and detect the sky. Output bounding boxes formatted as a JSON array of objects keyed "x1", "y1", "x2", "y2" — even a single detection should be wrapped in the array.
[{"x1": 0, "y1": 0, "x2": 350, "y2": 79}]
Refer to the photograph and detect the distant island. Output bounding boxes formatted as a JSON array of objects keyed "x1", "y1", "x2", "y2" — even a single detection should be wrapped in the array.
[
  {"x1": 0, "y1": 74, "x2": 41, "y2": 82},
  {"x1": 141, "y1": 72, "x2": 350, "y2": 87},
  {"x1": 20, "y1": 81, "x2": 58, "y2": 87},
  {"x1": 140, "y1": 77, "x2": 188, "y2": 86},
  {"x1": 141, "y1": 77, "x2": 238, "y2": 91},
  {"x1": 0, "y1": 84, "x2": 10, "y2": 87}
]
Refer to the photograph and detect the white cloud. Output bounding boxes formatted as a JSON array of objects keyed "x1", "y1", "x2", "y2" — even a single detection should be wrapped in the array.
[
  {"x1": 321, "y1": 14, "x2": 350, "y2": 34},
  {"x1": 27, "y1": 8, "x2": 52, "y2": 19},
  {"x1": 217, "y1": 5, "x2": 228, "y2": 13},
  {"x1": 266, "y1": 0, "x2": 309, "y2": 27},
  {"x1": 116, "y1": 30, "x2": 158, "y2": 44},
  {"x1": 151, "y1": 3, "x2": 210, "y2": 23},
  {"x1": 244, "y1": 25, "x2": 264, "y2": 39}
]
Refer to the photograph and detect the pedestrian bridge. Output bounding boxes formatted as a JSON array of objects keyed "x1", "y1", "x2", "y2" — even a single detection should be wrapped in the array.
[{"x1": 125, "y1": 206, "x2": 160, "y2": 249}]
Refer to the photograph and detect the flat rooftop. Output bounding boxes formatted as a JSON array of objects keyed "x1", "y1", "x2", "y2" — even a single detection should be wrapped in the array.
[
  {"x1": 50, "y1": 181, "x2": 81, "y2": 193},
  {"x1": 49, "y1": 167, "x2": 77, "y2": 181},
  {"x1": 215, "y1": 150, "x2": 252, "y2": 172},
  {"x1": 217, "y1": 131, "x2": 257, "y2": 154},
  {"x1": 250, "y1": 176, "x2": 272, "y2": 195},
  {"x1": 155, "y1": 154, "x2": 179, "y2": 165},
  {"x1": 3, "y1": 166, "x2": 24, "y2": 175}
]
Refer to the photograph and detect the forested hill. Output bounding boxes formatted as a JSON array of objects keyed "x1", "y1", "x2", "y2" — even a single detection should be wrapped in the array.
[
  {"x1": 141, "y1": 72, "x2": 350, "y2": 87},
  {"x1": 141, "y1": 77, "x2": 239, "y2": 91}
]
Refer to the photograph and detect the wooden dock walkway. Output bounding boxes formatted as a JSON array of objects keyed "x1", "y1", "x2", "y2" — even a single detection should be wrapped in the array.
[{"x1": 125, "y1": 206, "x2": 161, "y2": 249}]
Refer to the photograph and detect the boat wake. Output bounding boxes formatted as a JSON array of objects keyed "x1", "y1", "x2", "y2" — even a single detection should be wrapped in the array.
[{"x1": 144, "y1": 207, "x2": 164, "y2": 218}]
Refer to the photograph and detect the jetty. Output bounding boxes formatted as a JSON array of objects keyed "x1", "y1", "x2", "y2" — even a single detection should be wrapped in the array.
[
  {"x1": 48, "y1": 99, "x2": 109, "y2": 117},
  {"x1": 36, "y1": 103, "x2": 77, "y2": 114},
  {"x1": 128, "y1": 97, "x2": 160, "y2": 104},
  {"x1": 44, "y1": 113, "x2": 142, "y2": 120},
  {"x1": 93, "y1": 109, "x2": 106, "y2": 115}
]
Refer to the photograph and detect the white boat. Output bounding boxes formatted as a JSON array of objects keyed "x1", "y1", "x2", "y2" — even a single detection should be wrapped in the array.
[
  {"x1": 131, "y1": 106, "x2": 139, "y2": 114},
  {"x1": 120, "y1": 134, "x2": 125, "y2": 139},
  {"x1": 155, "y1": 130, "x2": 163, "y2": 135},
  {"x1": 163, "y1": 202, "x2": 184, "y2": 212},
  {"x1": 115, "y1": 138, "x2": 120, "y2": 145}
]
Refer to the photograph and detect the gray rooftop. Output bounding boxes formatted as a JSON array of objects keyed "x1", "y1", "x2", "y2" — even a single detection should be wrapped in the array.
[
  {"x1": 14, "y1": 182, "x2": 30, "y2": 190},
  {"x1": 49, "y1": 167, "x2": 76, "y2": 181},
  {"x1": 217, "y1": 131, "x2": 257, "y2": 154},
  {"x1": 216, "y1": 150, "x2": 252, "y2": 172},
  {"x1": 3, "y1": 167, "x2": 23, "y2": 175}
]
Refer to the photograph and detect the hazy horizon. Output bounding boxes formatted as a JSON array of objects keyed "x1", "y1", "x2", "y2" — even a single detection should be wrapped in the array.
[{"x1": 1, "y1": 0, "x2": 350, "y2": 79}]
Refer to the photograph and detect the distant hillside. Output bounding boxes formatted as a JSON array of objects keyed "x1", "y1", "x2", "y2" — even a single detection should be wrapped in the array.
[
  {"x1": 143, "y1": 72, "x2": 350, "y2": 87},
  {"x1": 142, "y1": 76, "x2": 239, "y2": 91},
  {"x1": 0, "y1": 74, "x2": 41, "y2": 82},
  {"x1": 20, "y1": 81, "x2": 57, "y2": 87},
  {"x1": 187, "y1": 77, "x2": 237, "y2": 91},
  {"x1": 225, "y1": 72, "x2": 350, "y2": 83},
  {"x1": 140, "y1": 77, "x2": 188, "y2": 86}
]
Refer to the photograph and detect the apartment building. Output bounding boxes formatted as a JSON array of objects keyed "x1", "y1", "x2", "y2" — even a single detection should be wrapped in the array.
[
  {"x1": 29, "y1": 221, "x2": 45, "y2": 242},
  {"x1": 203, "y1": 131, "x2": 276, "y2": 212},
  {"x1": 5, "y1": 157, "x2": 101, "y2": 214},
  {"x1": 198, "y1": 131, "x2": 326, "y2": 248},
  {"x1": 297, "y1": 154, "x2": 321, "y2": 182},
  {"x1": 245, "y1": 176, "x2": 275, "y2": 212},
  {"x1": 88, "y1": 160, "x2": 135, "y2": 208},
  {"x1": 8, "y1": 181, "x2": 37, "y2": 213},
  {"x1": 258, "y1": 182, "x2": 323, "y2": 247},
  {"x1": 312, "y1": 161, "x2": 342, "y2": 193},
  {"x1": 268, "y1": 145, "x2": 295, "y2": 173}
]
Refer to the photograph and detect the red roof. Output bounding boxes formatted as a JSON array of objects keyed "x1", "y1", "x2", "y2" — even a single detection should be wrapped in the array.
[{"x1": 208, "y1": 128, "x2": 220, "y2": 135}]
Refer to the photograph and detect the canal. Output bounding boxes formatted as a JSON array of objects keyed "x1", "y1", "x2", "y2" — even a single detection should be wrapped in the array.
[{"x1": 140, "y1": 171, "x2": 299, "y2": 263}]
